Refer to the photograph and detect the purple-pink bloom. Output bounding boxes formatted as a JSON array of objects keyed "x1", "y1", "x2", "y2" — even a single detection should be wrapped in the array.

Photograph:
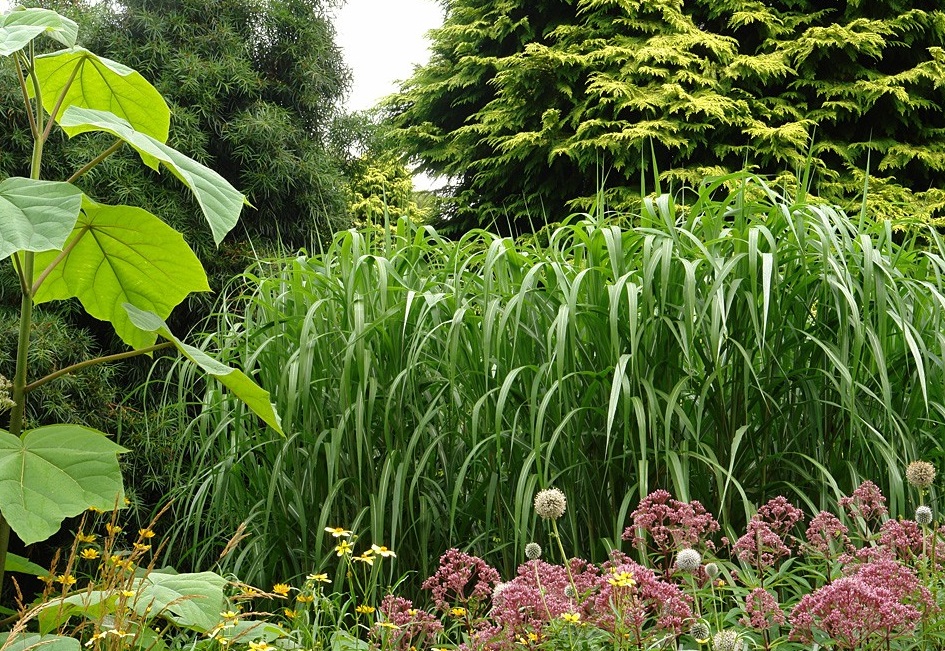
[
  {"x1": 742, "y1": 587, "x2": 786, "y2": 630},
  {"x1": 839, "y1": 480, "x2": 888, "y2": 521},
  {"x1": 422, "y1": 548, "x2": 500, "y2": 612},
  {"x1": 804, "y1": 511, "x2": 854, "y2": 559},
  {"x1": 623, "y1": 490, "x2": 720, "y2": 554},
  {"x1": 373, "y1": 595, "x2": 443, "y2": 651}
]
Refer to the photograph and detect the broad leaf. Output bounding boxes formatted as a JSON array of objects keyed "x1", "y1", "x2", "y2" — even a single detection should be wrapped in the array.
[
  {"x1": 1, "y1": 633, "x2": 80, "y2": 651},
  {"x1": 33, "y1": 198, "x2": 211, "y2": 349},
  {"x1": 0, "y1": 8, "x2": 77, "y2": 56},
  {"x1": 0, "y1": 425, "x2": 127, "y2": 545},
  {"x1": 34, "y1": 48, "x2": 169, "y2": 142},
  {"x1": 134, "y1": 570, "x2": 227, "y2": 632},
  {"x1": 59, "y1": 107, "x2": 246, "y2": 245},
  {"x1": 7, "y1": 552, "x2": 46, "y2": 576},
  {"x1": 0, "y1": 177, "x2": 82, "y2": 261},
  {"x1": 37, "y1": 591, "x2": 117, "y2": 635},
  {"x1": 124, "y1": 305, "x2": 283, "y2": 434}
]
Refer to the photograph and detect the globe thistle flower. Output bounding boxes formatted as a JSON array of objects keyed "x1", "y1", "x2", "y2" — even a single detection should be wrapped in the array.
[
  {"x1": 690, "y1": 621, "x2": 710, "y2": 643},
  {"x1": 492, "y1": 582, "x2": 509, "y2": 601},
  {"x1": 0, "y1": 375, "x2": 13, "y2": 412},
  {"x1": 534, "y1": 488, "x2": 567, "y2": 520},
  {"x1": 525, "y1": 542, "x2": 542, "y2": 560},
  {"x1": 916, "y1": 505, "x2": 933, "y2": 526},
  {"x1": 704, "y1": 562, "x2": 719, "y2": 579},
  {"x1": 675, "y1": 548, "x2": 702, "y2": 572},
  {"x1": 564, "y1": 584, "x2": 576, "y2": 599},
  {"x1": 711, "y1": 630, "x2": 739, "y2": 651},
  {"x1": 906, "y1": 461, "x2": 936, "y2": 490}
]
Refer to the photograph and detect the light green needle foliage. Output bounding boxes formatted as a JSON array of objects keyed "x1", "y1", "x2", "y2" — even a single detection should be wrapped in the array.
[{"x1": 163, "y1": 174, "x2": 945, "y2": 589}]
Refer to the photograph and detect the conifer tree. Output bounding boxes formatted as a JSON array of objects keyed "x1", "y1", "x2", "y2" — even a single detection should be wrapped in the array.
[{"x1": 388, "y1": 0, "x2": 945, "y2": 232}]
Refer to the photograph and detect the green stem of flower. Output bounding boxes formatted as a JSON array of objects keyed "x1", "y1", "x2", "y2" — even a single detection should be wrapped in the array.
[{"x1": 550, "y1": 519, "x2": 579, "y2": 601}]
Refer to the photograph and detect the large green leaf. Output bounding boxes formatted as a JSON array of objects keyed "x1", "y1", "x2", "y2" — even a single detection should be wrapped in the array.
[
  {"x1": 1, "y1": 633, "x2": 80, "y2": 651},
  {"x1": 0, "y1": 8, "x2": 77, "y2": 56},
  {"x1": 34, "y1": 48, "x2": 169, "y2": 142},
  {"x1": 33, "y1": 198, "x2": 210, "y2": 349},
  {"x1": 134, "y1": 570, "x2": 227, "y2": 632},
  {"x1": 59, "y1": 107, "x2": 246, "y2": 245},
  {"x1": 7, "y1": 552, "x2": 46, "y2": 576},
  {"x1": 0, "y1": 425, "x2": 127, "y2": 545},
  {"x1": 0, "y1": 177, "x2": 82, "y2": 261},
  {"x1": 124, "y1": 305, "x2": 283, "y2": 434}
]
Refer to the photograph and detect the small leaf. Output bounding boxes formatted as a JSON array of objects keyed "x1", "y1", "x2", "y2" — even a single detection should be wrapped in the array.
[
  {"x1": 124, "y1": 305, "x2": 284, "y2": 435},
  {"x1": 0, "y1": 8, "x2": 77, "y2": 56},
  {"x1": 34, "y1": 48, "x2": 169, "y2": 142},
  {"x1": 0, "y1": 425, "x2": 127, "y2": 545},
  {"x1": 33, "y1": 198, "x2": 211, "y2": 349},
  {"x1": 7, "y1": 552, "x2": 46, "y2": 576},
  {"x1": 0, "y1": 177, "x2": 82, "y2": 261},
  {"x1": 59, "y1": 107, "x2": 246, "y2": 245}
]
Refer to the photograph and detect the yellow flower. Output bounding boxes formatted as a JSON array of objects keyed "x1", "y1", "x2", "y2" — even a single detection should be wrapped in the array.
[
  {"x1": 296, "y1": 594, "x2": 315, "y2": 603},
  {"x1": 607, "y1": 571, "x2": 636, "y2": 588},
  {"x1": 407, "y1": 609, "x2": 419, "y2": 616},
  {"x1": 561, "y1": 612, "x2": 581, "y2": 624},
  {"x1": 138, "y1": 528, "x2": 156, "y2": 539},
  {"x1": 80, "y1": 547, "x2": 100, "y2": 560},
  {"x1": 121, "y1": 590, "x2": 136, "y2": 598},
  {"x1": 377, "y1": 622, "x2": 400, "y2": 630},
  {"x1": 133, "y1": 543, "x2": 151, "y2": 553},
  {"x1": 355, "y1": 605, "x2": 375, "y2": 615},
  {"x1": 308, "y1": 573, "x2": 331, "y2": 583},
  {"x1": 272, "y1": 583, "x2": 292, "y2": 596},
  {"x1": 248, "y1": 642, "x2": 274, "y2": 651},
  {"x1": 105, "y1": 524, "x2": 122, "y2": 536},
  {"x1": 353, "y1": 551, "x2": 375, "y2": 566},
  {"x1": 283, "y1": 609, "x2": 296, "y2": 618},
  {"x1": 55, "y1": 574, "x2": 76, "y2": 586},
  {"x1": 335, "y1": 540, "x2": 353, "y2": 556},
  {"x1": 221, "y1": 611, "x2": 239, "y2": 620},
  {"x1": 450, "y1": 607, "x2": 467, "y2": 617},
  {"x1": 324, "y1": 527, "x2": 353, "y2": 538},
  {"x1": 371, "y1": 544, "x2": 396, "y2": 558},
  {"x1": 76, "y1": 532, "x2": 97, "y2": 543}
]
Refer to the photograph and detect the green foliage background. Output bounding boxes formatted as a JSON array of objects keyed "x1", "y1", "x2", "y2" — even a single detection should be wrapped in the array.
[
  {"x1": 159, "y1": 178, "x2": 944, "y2": 590},
  {"x1": 387, "y1": 0, "x2": 945, "y2": 232}
]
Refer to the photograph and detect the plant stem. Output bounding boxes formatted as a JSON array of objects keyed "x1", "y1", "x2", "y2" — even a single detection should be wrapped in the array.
[
  {"x1": 25, "y1": 342, "x2": 175, "y2": 393},
  {"x1": 67, "y1": 139, "x2": 124, "y2": 184}
]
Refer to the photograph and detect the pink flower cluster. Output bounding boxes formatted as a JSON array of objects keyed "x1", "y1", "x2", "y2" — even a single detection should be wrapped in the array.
[
  {"x1": 422, "y1": 548, "x2": 501, "y2": 612},
  {"x1": 790, "y1": 558, "x2": 935, "y2": 648},
  {"x1": 732, "y1": 496, "x2": 804, "y2": 569},
  {"x1": 742, "y1": 587, "x2": 786, "y2": 630},
  {"x1": 804, "y1": 511, "x2": 854, "y2": 559},
  {"x1": 374, "y1": 595, "x2": 443, "y2": 651},
  {"x1": 839, "y1": 480, "x2": 888, "y2": 521},
  {"x1": 623, "y1": 490, "x2": 719, "y2": 554}
]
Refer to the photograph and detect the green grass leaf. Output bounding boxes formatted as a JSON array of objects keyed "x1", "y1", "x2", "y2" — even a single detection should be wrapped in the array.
[
  {"x1": 0, "y1": 425, "x2": 127, "y2": 545},
  {"x1": 33, "y1": 198, "x2": 210, "y2": 349},
  {"x1": 34, "y1": 47, "x2": 170, "y2": 142},
  {"x1": 58, "y1": 107, "x2": 246, "y2": 245},
  {"x1": 0, "y1": 177, "x2": 82, "y2": 261}
]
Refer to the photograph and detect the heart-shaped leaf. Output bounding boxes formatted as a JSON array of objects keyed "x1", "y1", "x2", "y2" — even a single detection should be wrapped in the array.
[
  {"x1": 7, "y1": 552, "x2": 46, "y2": 576},
  {"x1": 34, "y1": 48, "x2": 169, "y2": 143},
  {"x1": 135, "y1": 570, "x2": 227, "y2": 632},
  {"x1": 59, "y1": 107, "x2": 246, "y2": 245},
  {"x1": 1, "y1": 633, "x2": 80, "y2": 651},
  {"x1": 0, "y1": 177, "x2": 82, "y2": 261},
  {"x1": 0, "y1": 425, "x2": 127, "y2": 545},
  {"x1": 33, "y1": 198, "x2": 210, "y2": 349},
  {"x1": 124, "y1": 305, "x2": 283, "y2": 435},
  {"x1": 0, "y1": 8, "x2": 77, "y2": 56}
]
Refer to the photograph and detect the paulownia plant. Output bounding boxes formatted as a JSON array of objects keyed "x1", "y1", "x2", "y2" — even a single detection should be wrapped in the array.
[{"x1": 0, "y1": 7, "x2": 282, "y2": 593}]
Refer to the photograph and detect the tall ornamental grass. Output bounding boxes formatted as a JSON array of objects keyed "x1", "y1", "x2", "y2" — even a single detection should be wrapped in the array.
[{"x1": 159, "y1": 174, "x2": 945, "y2": 589}]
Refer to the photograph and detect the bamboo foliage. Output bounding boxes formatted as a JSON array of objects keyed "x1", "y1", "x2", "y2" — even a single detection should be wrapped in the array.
[{"x1": 163, "y1": 176, "x2": 944, "y2": 589}]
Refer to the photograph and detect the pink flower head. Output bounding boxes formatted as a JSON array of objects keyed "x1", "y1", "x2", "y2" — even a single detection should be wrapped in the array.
[
  {"x1": 623, "y1": 490, "x2": 720, "y2": 552},
  {"x1": 422, "y1": 548, "x2": 500, "y2": 612},
  {"x1": 839, "y1": 480, "x2": 888, "y2": 521},
  {"x1": 877, "y1": 519, "x2": 925, "y2": 562},
  {"x1": 755, "y1": 496, "x2": 805, "y2": 535},
  {"x1": 732, "y1": 519, "x2": 792, "y2": 569},
  {"x1": 804, "y1": 511, "x2": 854, "y2": 559},
  {"x1": 374, "y1": 595, "x2": 443, "y2": 651},
  {"x1": 790, "y1": 558, "x2": 935, "y2": 647},
  {"x1": 742, "y1": 587, "x2": 786, "y2": 630}
]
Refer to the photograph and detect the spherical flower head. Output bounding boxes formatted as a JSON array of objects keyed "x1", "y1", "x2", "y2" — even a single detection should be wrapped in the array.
[
  {"x1": 534, "y1": 488, "x2": 567, "y2": 520},
  {"x1": 916, "y1": 505, "x2": 933, "y2": 526},
  {"x1": 906, "y1": 461, "x2": 936, "y2": 490},
  {"x1": 704, "y1": 562, "x2": 719, "y2": 579},
  {"x1": 675, "y1": 548, "x2": 702, "y2": 572},
  {"x1": 690, "y1": 621, "x2": 710, "y2": 643},
  {"x1": 712, "y1": 630, "x2": 739, "y2": 651},
  {"x1": 525, "y1": 542, "x2": 542, "y2": 560}
]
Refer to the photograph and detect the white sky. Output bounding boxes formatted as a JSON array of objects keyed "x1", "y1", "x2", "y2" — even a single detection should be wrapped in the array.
[{"x1": 331, "y1": 0, "x2": 444, "y2": 113}]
